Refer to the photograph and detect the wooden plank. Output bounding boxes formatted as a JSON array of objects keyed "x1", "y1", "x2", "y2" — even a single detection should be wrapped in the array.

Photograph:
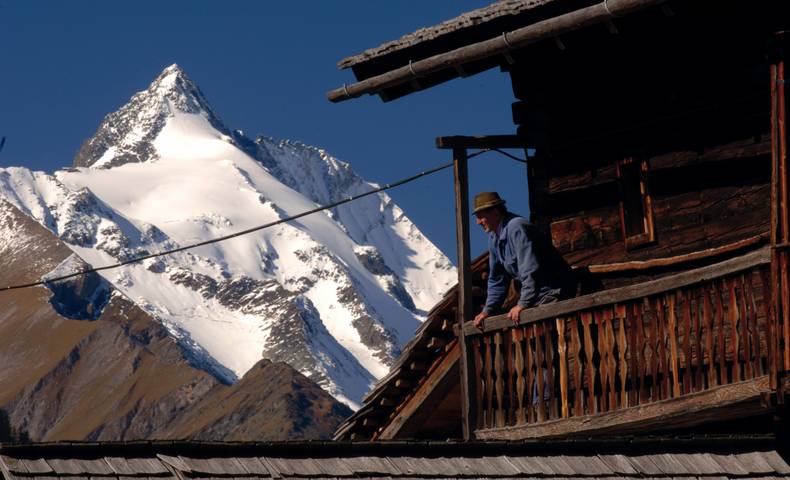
[
  {"x1": 475, "y1": 376, "x2": 772, "y2": 440},
  {"x1": 557, "y1": 317, "x2": 569, "y2": 418},
  {"x1": 587, "y1": 234, "x2": 767, "y2": 273},
  {"x1": 656, "y1": 297, "x2": 670, "y2": 400},
  {"x1": 463, "y1": 248, "x2": 771, "y2": 336},
  {"x1": 606, "y1": 308, "x2": 617, "y2": 409},
  {"x1": 452, "y1": 146, "x2": 475, "y2": 439}
]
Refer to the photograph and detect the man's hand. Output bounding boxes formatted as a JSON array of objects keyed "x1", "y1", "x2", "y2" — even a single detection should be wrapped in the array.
[
  {"x1": 508, "y1": 305, "x2": 524, "y2": 325},
  {"x1": 473, "y1": 311, "x2": 490, "y2": 330}
]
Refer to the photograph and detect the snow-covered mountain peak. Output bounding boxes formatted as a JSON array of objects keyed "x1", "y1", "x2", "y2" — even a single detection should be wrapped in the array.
[
  {"x1": 2, "y1": 65, "x2": 457, "y2": 408},
  {"x1": 73, "y1": 64, "x2": 228, "y2": 170}
]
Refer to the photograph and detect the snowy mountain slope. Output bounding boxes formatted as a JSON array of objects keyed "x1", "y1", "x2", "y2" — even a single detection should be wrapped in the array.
[{"x1": 0, "y1": 64, "x2": 456, "y2": 408}]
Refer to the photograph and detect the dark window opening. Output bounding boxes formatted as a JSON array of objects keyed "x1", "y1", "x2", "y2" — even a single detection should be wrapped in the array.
[{"x1": 617, "y1": 157, "x2": 656, "y2": 250}]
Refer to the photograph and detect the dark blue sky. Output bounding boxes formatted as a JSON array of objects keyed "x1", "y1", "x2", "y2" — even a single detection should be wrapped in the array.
[{"x1": 0, "y1": 0, "x2": 530, "y2": 261}]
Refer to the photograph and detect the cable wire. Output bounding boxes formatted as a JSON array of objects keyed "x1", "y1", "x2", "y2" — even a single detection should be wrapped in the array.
[{"x1": 1, "y1": 150, "x2": 492, "y2": 292}]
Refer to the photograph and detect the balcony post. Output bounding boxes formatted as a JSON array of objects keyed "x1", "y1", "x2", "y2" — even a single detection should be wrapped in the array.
[
  {"x1": 770, "y1": 30, "x2": 789, "y2": 395},
  {"x1": 452, "y1": 147, "x2": 476, "y2": 439}
]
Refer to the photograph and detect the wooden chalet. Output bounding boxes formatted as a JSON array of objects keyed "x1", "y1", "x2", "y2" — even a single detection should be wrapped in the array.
[{"x1": 329, "y1": 1, "x2": 790, "y2": 441}]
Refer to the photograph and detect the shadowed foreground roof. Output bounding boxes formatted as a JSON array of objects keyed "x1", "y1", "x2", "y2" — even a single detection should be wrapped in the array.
[{"x1": 1, "y1": 436, "x2": 789, "y2": 480}]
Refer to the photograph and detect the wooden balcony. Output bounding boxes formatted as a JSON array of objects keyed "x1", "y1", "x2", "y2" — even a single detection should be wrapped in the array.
[{"x1": 460, "y1": 247, "x2": 787, "y2": 439}]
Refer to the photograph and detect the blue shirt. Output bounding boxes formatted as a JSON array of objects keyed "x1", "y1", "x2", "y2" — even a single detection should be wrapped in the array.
[{"x1": 483, "y1": 212, "x2": 575, "y2": 313}]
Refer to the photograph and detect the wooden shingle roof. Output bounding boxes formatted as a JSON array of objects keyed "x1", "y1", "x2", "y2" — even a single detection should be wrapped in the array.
[
  {"x1": 337, "y1": 0, "x2": 559, "y2": 69},
  {"x1": 1, "y1": 437, "x2": 789, "y2": 480}
]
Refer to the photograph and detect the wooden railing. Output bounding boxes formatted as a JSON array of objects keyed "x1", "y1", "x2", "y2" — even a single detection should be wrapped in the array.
[{"x1": 462, "y1": 248, "x2": 780, "y2": 433}]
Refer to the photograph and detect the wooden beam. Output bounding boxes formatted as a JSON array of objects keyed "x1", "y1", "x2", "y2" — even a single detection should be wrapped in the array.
[
  {"x1": 464, "y1": 247, "x2": 771, "y2": 336},
  {"x1": 436, "y1": 135, "x2": 528, "y2": 150},
  {"x1": 327, "y1": 0, "x2": 667, "y2": 102},
  {"x1": 453, "y1": 147, "x2": 476, "y2": 440},
  {"x1": 586, "y1": 233, "x2": 768, "y2": 273},
  {"x1": 475, "y1": 376, "x2": 772, "y2": 440},
  {"x1": 378, "y1": 344, "x2": 461, "y2": 439}
]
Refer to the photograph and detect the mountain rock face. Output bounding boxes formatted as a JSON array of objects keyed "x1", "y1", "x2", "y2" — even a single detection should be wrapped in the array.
[
  {"x1": 0, "y1": 64, "x2": 455, "y2": 409},
  {"x1": 0, "y1": 198, "x2": 350, "y2": 441}
]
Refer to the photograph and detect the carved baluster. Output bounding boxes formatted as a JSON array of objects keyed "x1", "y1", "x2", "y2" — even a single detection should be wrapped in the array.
[
  {"x1": 745, "y1": 271, "x2": 763, "y2": 376},
  {"x1": 702, "y1": 285, "x2": 716, "y2": 388},
  {"x1": 728, "y1": 278, "x2": 741, "y2": 382},
  {"x1": 667, "y1": 293, "x2": 681, "y2": 398},
  {"x1": 483, "y1": 335, "x2": 494, "y2": 428},
  {"x1": 512, "y1": 328, "x2": 526, "y2": 425},
  {"x1": 534, "y1": 324, "x2": 547, "y2": 422},
  {"x1": 606, "y1": 309, "x2": 617, "y2": 409},
  {"x1": 581, "y1": 312, "x2": 597, "y2": 414},
  {"x1": 473, "y1": 337, "x2": 484, "y2": 429},
  {"x1": 494, "y1": 332, "x2": 504, "y2": 427},
  {"x1": 693, "y1": 288, "x2": 703, "y2": 391},
  {"x1": 544, "y1": 322, "x2": 558, "y2": 419},
  {"x1": 571, "y1": 315, "x2": 583, "y2": 417},
  {"x1": 681, "y1": 290, "x2": 693, "y2": 394},
  {"x1": 556, "y1": 317, "x2": 569, "y2": 418},
  {"x1": 655, "y1": 297, "x2": 669, "y2": 399},
  {"x1": 739, "y1": 274, "x2": 753, "y2": 380},
  {"x1": 616, "y1": 304, "x2": 628, "y2": 409},
  {"x1": 525, "y1": 326, "x2": 535, "y2": 423}
]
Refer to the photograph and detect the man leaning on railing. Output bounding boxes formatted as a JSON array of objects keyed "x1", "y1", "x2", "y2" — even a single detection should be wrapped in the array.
[{"x1": 472, "y1": 191, "x2": 576, "y2": 330}]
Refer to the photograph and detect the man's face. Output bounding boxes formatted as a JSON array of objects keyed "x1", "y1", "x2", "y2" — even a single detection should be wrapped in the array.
[{"x1": 475, "y1": 208, "x2": 501, "y2": 233}]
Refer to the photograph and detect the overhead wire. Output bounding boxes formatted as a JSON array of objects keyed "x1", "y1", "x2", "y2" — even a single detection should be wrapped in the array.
[{"x1": 0, "y1": 147, "x2": 525, "y2": 293}]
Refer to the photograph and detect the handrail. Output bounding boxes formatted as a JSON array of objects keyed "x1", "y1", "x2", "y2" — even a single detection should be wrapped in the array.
[{"x1": 464, "y1": 246, "x2": 771, "y2": 336}]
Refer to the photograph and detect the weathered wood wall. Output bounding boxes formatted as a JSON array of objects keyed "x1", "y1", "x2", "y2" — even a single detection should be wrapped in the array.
[{"x1": 503, "y1": 2, "x2": 782, "y2": 287}]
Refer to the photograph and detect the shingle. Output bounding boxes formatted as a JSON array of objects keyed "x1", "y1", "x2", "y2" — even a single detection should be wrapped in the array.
[
  {"x1": 3, "y1": 457, "x2": 54, "y2": 475},
  {"x1": 708, "y1": 454, "x2": 750, "y2": 476},
  {"x1": 627, "y1": 455, "x2": 664, "y2": 476},
  {"x1": 77, "y1": 459, "x2": 114, "y2": 476},
  {"x1": 647, "y1": 454, "x2": 689, "y2": 475},
  {"x1": 125, "y1": 458, "x2": 170, "y2": 476},
  {"x1": 309, "y1": 457, "x2": 353, "y2": 477},
  {"x1": 597, "y1": 455, "x2": 639, "y2": 475},
  {"x1": 233, "y1": 457, "x2": 272, "y2": 476},
  {"x1": 177, "y1": 457, "x2": 248, "y2": 476},
  {"x1": 536, "y1": 456, "x2": 575, "y2": 476},
  {"x1": 264, "y1": 458, "x2": 324, "y2": 477},
  {"x1": 761, "y1": 451, "x2": 790, "y2": 474},
  {"x1": 562, "y1": 456, "x2": 611, "y2": 476},
  {"x1": 45, "y1": 459, "x2": 88, "y2": 475},
  {"x1": 733, "y1": 452, "x2": 776, "y2": 474},
  {"x1": 157, "y1": 455, "x2": 191, "y2": 475},
  {"x1": 338, "y1": 457, "x2": 399, "y2": 476},
  {"x1": 506, "y1": 456, "x2": 555, "y2": 475}
]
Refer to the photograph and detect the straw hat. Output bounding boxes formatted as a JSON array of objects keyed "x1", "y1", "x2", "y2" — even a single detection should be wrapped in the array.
[{"x1": 473, "y1": 191, "x2": 506, "y2": 214}]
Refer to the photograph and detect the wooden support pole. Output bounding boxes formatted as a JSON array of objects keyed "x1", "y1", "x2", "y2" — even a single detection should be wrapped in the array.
[{"x1": 453, "y1": 146, "x2": 476, "y2": 439}]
